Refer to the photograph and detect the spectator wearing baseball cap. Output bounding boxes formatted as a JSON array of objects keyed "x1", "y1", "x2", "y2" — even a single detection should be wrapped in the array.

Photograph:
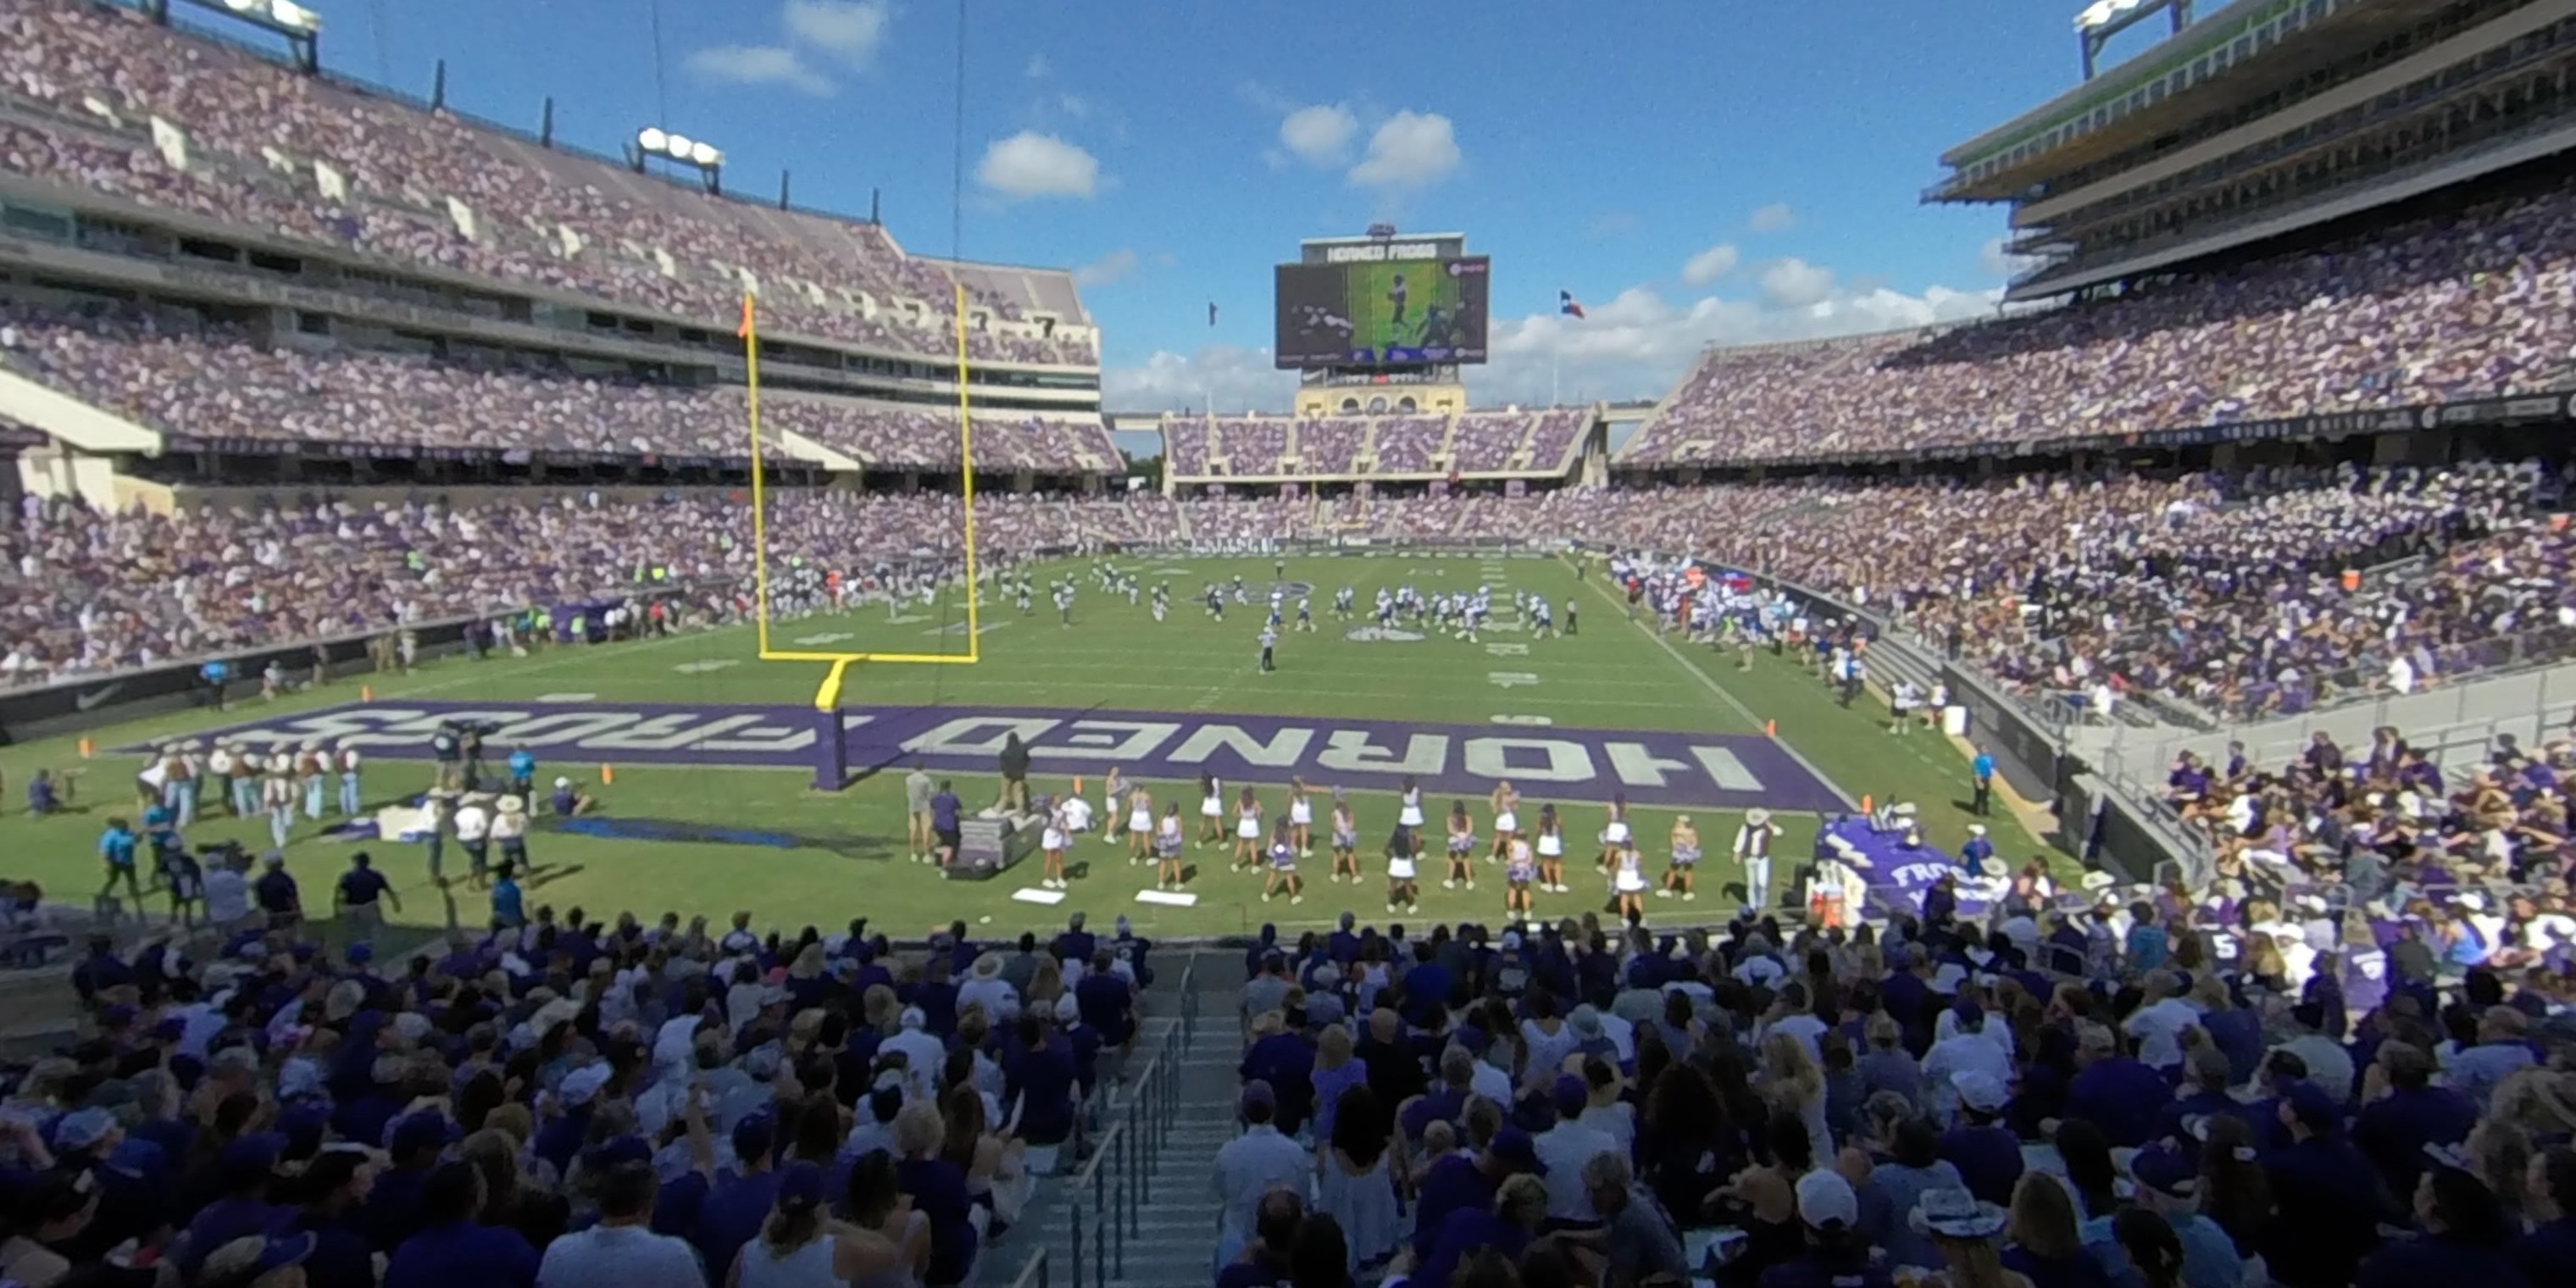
[
  {"x1": 1939, "y1": 1072, "x2": 2024, "y2": 1206},
  {"x1": 2118, "y1": 1148, "x2": 2247, "y2": 1288},
  {"x1": 2264, "y1": 1081, "x2": 2402, "y2": 1288},
  {"x1": 1213, "y1": 1081, "x2": 1308, "y2": 1271},
  {"x1": 1413, "y1": 1172, "x2": 1548, "y2": 1288},
  {"x1": 1759, "y1": 1170, "x2": 1896, "y2": 1288},
  {"x1": 1532, "y1": 1074, "x2": 1618, "y2": 1225}
]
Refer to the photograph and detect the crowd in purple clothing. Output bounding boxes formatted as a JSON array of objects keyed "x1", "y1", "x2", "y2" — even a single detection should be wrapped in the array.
[
  {"x1": 16, "y1": 866, "x2": 1149, "y2": 1288},
  {"x1": 0, "y1": 3, "x2": 1095, "y2": 369},
  {"x1": 0, "y1": 491, "x2": 1179, "y2": 685},
  {"x1": 1624, "y1": 180, "x2": 2576, "y2": 467},
  {"x1": 1212, "y1": 841, "x2": 2576, "y2": 1288},
  {"x1": 0, "y1": 303, "x2": 1117, "y2": 469},
  {"x1": 4, "y1": 464, "x2": 2568, "y2": 718}
]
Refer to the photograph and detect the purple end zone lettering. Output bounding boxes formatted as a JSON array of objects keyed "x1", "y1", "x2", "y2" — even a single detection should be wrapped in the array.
[{"x1": 134, "y1": 702, "x2": 1846, "y2": 812}]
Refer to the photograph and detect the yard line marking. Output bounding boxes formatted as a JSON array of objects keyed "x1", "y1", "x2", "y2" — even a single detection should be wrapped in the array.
[{"x1": 1583, "y1": 574, "x2": 1856, "y2": 808}]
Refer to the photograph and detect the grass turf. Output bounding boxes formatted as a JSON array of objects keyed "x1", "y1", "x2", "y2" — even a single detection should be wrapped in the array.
[{"x1": 0, "y1": 552, "x2": 2060, "y2": 941}]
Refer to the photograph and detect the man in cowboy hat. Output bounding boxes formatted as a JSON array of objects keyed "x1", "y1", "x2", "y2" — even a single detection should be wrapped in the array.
[
  {"x1": 492, "y1": 795, "x2": 530, "y2": 874},
  {"x1": 958, "y1": 951, "x2": 1020, "y2": 1024},
  {"x1": 1733, "y1": 808, "x2": 1781, "y2": 913}
]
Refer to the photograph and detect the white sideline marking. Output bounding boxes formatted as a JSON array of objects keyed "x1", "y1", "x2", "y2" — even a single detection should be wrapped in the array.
[
  {"x1": 1486, "y1": 671, "x2": 1541, "y2": 689},
  {"x1": 535, "y1": 692, "x2": 597, "y2": 702},
  {"x1": 1010, "y1": 888, "x2": 1069, "y2": 905},
  {"x1": 1135, "y1": 890, "x2": 1200, "y2": 908},
  {"x1": 791, "y1": 632, "x2": 857, "y2": 646},
  {"x1": 671, "y1": 659, "x2": 742, "y2": 675},
  {"x1": 1490, "y1": 714, "x2": 1554, "y2": 726}
]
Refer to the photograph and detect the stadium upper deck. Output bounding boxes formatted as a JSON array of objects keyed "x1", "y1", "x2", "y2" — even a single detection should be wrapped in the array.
[
  {"x1": 1158, "y1": 405, "x2": 1598, "y2": 488},
  {"x1": 0, "y1": 1, "x2": 1101, "y2": 448},
  {"x1": 1621, "y1": 0, "x2": 2576, "y2": 471},
  {"x1": 1933, "y1": 0, "x2": 2576, "y2": 299}
]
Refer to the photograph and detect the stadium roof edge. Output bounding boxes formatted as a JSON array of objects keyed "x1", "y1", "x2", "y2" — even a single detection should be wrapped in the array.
[
  {"x1": 1936, "y1": 0, "x2": 2285, "y2": 169},
  {"x1": 1296, "y1": 232, "x2": 1471, "y2": 247},
  {"x1": 129, "y1": 0, "x2": 1060, "y2": 280}
]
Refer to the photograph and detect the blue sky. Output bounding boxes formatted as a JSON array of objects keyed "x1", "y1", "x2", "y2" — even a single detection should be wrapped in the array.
[{"x1": 251, "y1": 0, "x2": 2169, "y2": 411}]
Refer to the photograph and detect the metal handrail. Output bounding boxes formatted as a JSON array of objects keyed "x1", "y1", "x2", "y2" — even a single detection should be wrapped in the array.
[
  {"x1": 1005, "y1": 1248, "x2": 1050, "y2": 1288},
  {"x1": 1064, "y1": 962, "x2": 1194, "y2": 1288}
]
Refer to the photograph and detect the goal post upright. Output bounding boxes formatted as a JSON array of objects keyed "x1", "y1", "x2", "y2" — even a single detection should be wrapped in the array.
[{"x1": 741, "y1": 286, "x2": 983, "y2": 740}]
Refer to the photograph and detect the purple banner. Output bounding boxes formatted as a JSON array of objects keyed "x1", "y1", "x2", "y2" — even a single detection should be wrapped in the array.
[{"x1": 123, "y1": 700, "x2": 1846, "y2": 812}]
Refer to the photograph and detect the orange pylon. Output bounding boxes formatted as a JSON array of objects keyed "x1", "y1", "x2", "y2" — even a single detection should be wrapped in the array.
[
  {"x1": 78, "y1": 737, "x2": 94, "y2": 758},
  {"x1": 360, "y1": 685, "x2": 375, "y2": 702},
  {"x1": 1764, "y1": 719, "x2": 1777, "y2": 736},
  {"x1": 600, "y1": 763, "x2": 615, "y2": 786},
  {"x1": 1859, "y1": 793, "x2": 1874, "y2": 815}
]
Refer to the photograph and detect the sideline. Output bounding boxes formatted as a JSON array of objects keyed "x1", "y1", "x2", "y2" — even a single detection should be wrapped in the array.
[{"x1": 1579, "y1": 575, "x2": 1857, "y2": 808}]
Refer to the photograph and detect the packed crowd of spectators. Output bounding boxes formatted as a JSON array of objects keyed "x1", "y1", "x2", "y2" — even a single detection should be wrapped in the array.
[
  {"x1": 0, "y1": 303, "x2": 1117, "y2": 469},
  {"x1": 0, "y1": 3, "x2": 1096, "y2": 369},
  {"x1": 1624, "y1": 180, "x2": 2576, "y2": 467},
  {"x1": 2164, "y1": 719, "x2": 2576, "y2": 933},
  {"x1": 7, "y1": 462, "x2": 2569, "y2": 712},
  {"x1": 1163, "y1": 414, "x2": 1580, "y2": 480},
  {"x1": 14, "y1": 880, "x2": 1151, "y2": 1288},
  {"x1": 1213, "y1": 813, "x2": 2576, "y2": 1288},
  {"x1": 0, "y1": 491, "x2": 1179, "y2": 685}
]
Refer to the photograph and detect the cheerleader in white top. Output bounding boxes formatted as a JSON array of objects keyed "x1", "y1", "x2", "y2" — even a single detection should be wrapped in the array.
[
  {"x1": 1488, "y1": 781, "x2": 1520, "y2": 864},
  {"x1": 1613, "y1": 838, "x2": 1648, "y2": 923},
  {"x1": 1535, "y1": 803, "x2": 1568, "y2": 893},
  {"x1": 1597, "y1": 795, "x2": 1633, "y2": 874},
  {"x1": 1397, "y1": 776, "x2": 1426, "y2": 846},
  {"x1": 1102, "y1": 766, "x2": 1129, "y2": 846},
  {"x1": 1443, "y1": 800, "x2": 1478, "y2": 891},
  {"x1": 1661, "y1": 816, "x2": 1701, "y2": 902},
  {"x1": 1154, "y1": 802, "x2": 1187, "y2": 890},
  {"x1": 1041, "y1": 797, "x2": 1072, "y2": 890},
  {"x1": 1197, "y1": 772, "x2": 1226, "y2": 849},
  {"x1": 1261, "y1": 818, "x2": 1303, "y2": 905},
  {"x1": 1328, "y1": 791, "x2": 1362, "y2": 884},
  {"x1": 1125, "y1": 786, "x2": 1155, "y2": 865},
  {"x1": 1384, "y1": 825, "x2": 1421, "y2": 914},
  {"x1": 1287, "y1": 776, "x2": 1315, "y2": 858},
  {"x1": 1232, "y1": 786, "x2": 1265, "y2": 869},
  {"x1": 1504, "y1": 835, "x2": 1536, "y2": 919}
]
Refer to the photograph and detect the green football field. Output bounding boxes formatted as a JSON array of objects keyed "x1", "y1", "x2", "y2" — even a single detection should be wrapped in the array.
[{"x1": 0, "y1": 551, "x2": 2060, "y2": 944}]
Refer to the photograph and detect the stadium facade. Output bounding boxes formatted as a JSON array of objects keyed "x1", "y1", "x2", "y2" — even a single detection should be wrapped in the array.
[{"x1": 0, "y1": 0, "x2": 1113, "y2": 506}]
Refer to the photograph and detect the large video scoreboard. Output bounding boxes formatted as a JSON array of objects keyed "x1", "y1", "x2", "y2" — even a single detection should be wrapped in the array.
[{"x1": 1274, "y1": 231, "x2": 1489, "y2": 370}]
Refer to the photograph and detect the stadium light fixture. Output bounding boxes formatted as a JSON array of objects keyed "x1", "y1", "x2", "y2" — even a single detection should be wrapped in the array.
[
  {"x1": 634, "y1": 126, "x2": 724, "y2": 192},
  {"x1": 2074, "y1": 0, "x2": 2143, "y2": 31},
  {"x1": 218, "y1": 0, "x2": 321, "y2": 32}
]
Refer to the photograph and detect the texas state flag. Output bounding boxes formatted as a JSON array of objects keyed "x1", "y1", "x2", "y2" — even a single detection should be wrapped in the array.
[{"x1": 1558, "y1": 290, "x2": 1585, "y2": 319}]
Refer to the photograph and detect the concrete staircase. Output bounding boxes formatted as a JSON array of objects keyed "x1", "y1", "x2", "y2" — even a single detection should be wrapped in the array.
[{"x1": 976, "y1": 955, "x2": 1226, "y2": 1288}]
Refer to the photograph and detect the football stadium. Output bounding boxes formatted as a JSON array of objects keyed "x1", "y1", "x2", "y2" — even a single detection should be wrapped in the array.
[{"x1": 6, "y1": 2, "x2": 2576, "y2": 1287}]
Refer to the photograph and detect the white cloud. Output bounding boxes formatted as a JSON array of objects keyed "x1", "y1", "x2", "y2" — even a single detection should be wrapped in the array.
[
  {"x1": 1104, "y1": 269, "x2": 2006, "y2": 413},
  {"x1": 781, "y1": 0, "x2": 890, "y2": 63},
  {"x1": 1757, "y1": 258, "x2": 1836, "y2": 308},
  {"x1": 1102, "y1": 347, "x2": 1295, "y2": 414},
  {"x1": 686, "y1": 45, "x2": 836, "y2": 97},
  {"x1": 686, "y1": 0, "x2": 889, "y2": 97},
  {"x1": 1024, "y1": 53, "x2": 1051, "y2": 79},
  {"x1": 1476, "y1": 278, "x2": 1998, "y2": 405},
  {"x1": 1348, "y1": 110, "x2": 1461, "y2": 191},
  {"x1": 1979, "y1": 236, "x2": 2043, "y2": 280},
  {"x1": 1072, "y1": 248, "x2": 1138, "y2": 287},
  {"x1": 1679, "y1": 243, "x2": 1740, "y2": 287},
  {"x1": 1278, "y1": 103, "x2": 1358, "y2": 168},
  {"x1": 1748, "y1": 202, "x2": 1796, "y2": 233},
  {"x1": 976, "y1": 132, "x2": 1102, "y2": 200}
]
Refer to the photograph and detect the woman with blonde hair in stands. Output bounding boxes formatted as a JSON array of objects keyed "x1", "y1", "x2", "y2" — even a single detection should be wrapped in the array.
[
  {"x1": 1759, "y1": 1030, "x2": 1831, "y2": 1167},
  {"x1": 940, "y1": 1081, "x2": 1027, "y2": 1230},
  {"x1": 2001, "y1": 1172, "x2": 2102, "y2": 1288}
]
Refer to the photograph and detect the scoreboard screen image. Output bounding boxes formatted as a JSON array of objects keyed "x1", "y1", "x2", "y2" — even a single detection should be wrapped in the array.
[{"x1": 1274, "y1": 257, "x2": 1489, "y2": 369}]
